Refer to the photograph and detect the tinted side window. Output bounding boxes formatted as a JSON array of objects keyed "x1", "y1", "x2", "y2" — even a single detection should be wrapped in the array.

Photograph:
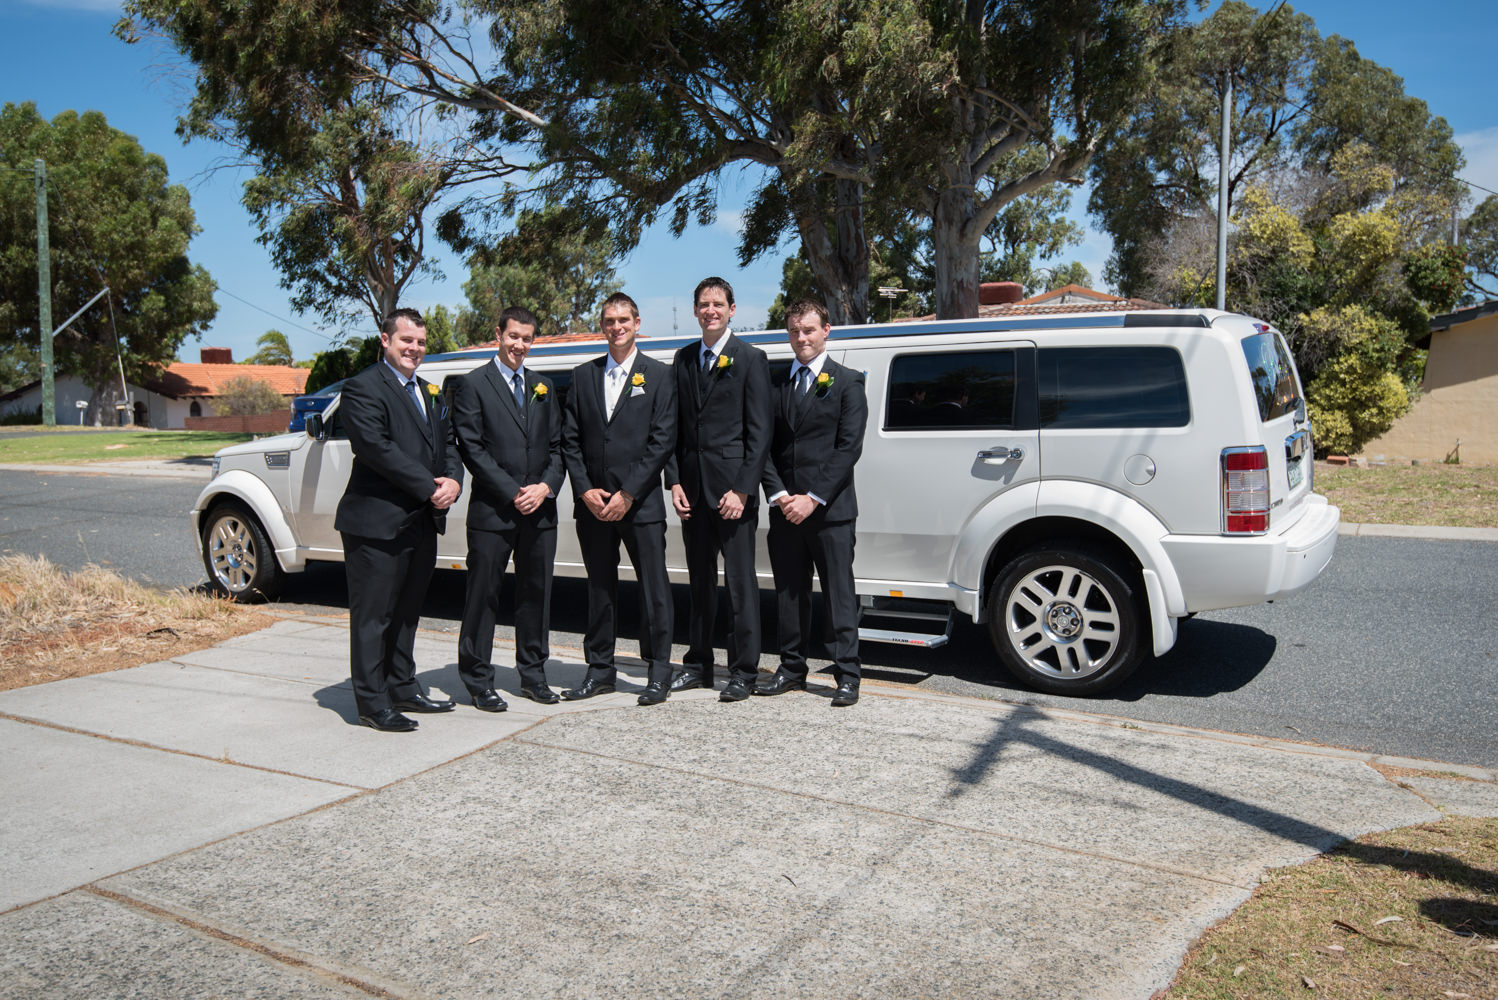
[
  {"x1": 885, "y1": 351, "x2": 1016, "y2": 429},
  {"x1": 1038, "y1": 347, "x2": 1189, "y2": 428},
  {"x1": 1240, "y1": 331, "x2": 1299, "y2": 422}
]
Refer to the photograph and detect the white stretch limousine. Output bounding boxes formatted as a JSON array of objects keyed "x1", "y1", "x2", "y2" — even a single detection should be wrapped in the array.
[{"x1": 192, "y1": 309, "x2": 1340, "y2": 695}]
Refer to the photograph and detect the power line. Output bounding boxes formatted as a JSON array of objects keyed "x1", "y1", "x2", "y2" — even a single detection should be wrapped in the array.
[{"x1": 211, "y1": 284, "x2": 340, "y2": 341}]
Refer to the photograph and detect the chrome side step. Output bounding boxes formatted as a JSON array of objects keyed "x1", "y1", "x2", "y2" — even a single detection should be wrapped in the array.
[{"x1": 858, "y1": 596, "x2": 954, "y2": 649}]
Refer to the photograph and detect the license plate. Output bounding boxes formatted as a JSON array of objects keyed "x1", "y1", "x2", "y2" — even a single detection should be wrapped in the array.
[{"x1": 1287, "y1": 457, "x2": 1303, "y2": 489}]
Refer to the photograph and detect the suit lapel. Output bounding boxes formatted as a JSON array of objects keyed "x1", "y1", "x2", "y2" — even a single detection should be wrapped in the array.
[{"x1": 381, "y1": 364, "x2": 434, "y2": 446}]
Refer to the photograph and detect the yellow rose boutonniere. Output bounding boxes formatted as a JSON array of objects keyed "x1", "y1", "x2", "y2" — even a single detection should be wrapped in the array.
[
  {"x1": 531, "y1": 383, "x2": 548, "y2": 402},
  {"x1": 715, "y1": 354, "x2": 734, "y2": 373},
  {"x1": 425, "y1": 382, "x2": 440, "y2": 396},
  {"x1": 631, "y1": 372, "x2": 646, "y2": 388},
  {"x1": 815, "y1": 371, "x2": 834, "y2": 395}
]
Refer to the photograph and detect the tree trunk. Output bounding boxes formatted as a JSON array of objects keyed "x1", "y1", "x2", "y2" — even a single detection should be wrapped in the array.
[
  {"x1": 932, "y1": 185, "x2": 982, "y2": 319},
  {"x1": 784, "y1": 170, "x2": 869, "y2": 326}
]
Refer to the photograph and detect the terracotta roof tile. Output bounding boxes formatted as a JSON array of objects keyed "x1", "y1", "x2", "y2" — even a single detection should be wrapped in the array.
[{"x1": 143, "y1": 363, "x2": 309, "y2": 399}]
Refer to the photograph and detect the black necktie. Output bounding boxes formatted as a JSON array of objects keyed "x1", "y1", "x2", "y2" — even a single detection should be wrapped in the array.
[{"x1": 405, "y1": 379, "x2": 426, "y2": 421}]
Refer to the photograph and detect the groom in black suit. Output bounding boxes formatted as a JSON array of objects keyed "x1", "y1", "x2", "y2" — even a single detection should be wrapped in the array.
[
  {"x1": 452, "y1": 305, "x2": 566, "y2": 711},
  {"x1": 336, "y1": 308, "x2": 464, "y2": 732},
  {"x1": 666, "y1": 276, "x2": 771, "y2": 702},
  {"x1": 561, "y1": 292, "x2": 679, "y2": 706},
  {"x1": 754, "y1": 298, "x2": 868, "y2": 707}
]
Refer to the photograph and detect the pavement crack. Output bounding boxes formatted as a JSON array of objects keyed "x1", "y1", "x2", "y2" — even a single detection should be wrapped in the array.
[{"x1": 82, "y1": 885, "x2": 409, "y2": 998}]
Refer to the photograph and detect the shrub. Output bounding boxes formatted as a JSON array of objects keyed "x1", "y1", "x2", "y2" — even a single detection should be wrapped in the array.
[{"x1": 211, "y1": 376, "x2": 287, "y2": 416}]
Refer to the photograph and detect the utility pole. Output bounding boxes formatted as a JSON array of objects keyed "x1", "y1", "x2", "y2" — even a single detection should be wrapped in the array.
[
  {"x1": 1215, "y1": 74, "x2": 1232, "y2": 311},
  {"x1": 35, "y1": 158, "x2": 55, "y2": 427}
]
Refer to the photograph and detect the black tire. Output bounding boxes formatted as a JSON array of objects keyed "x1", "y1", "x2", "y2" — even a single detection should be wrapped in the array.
[
  {"x1": 200, "y1": 500, "x2": 285, "y2": 602},
  {"x1": 986, "y1": 544, "x2": 1145, "y2": 696}
]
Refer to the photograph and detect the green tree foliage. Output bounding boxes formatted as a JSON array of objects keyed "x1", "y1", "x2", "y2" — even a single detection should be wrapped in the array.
[
  {"x1": 304, "y1": 335, "x2": 379, "y2": 394},
  {"x1": 1089, "y1": 2, "x2": 1462, "y2": 296},
  {"x1": 0, "y1": 103, "x2": 216, "y2": 422},
  {"x1": 211, "y1": 375, "x2": 287, "y2": 416},
  {"x1": 461, "y1": 207, "x2": 618, "y2": 337},
  {"x1": 244, "y1": 329, "x2": 293, "y2": 366},
  {"x1": 117, "y1": 5, "x2": 503, "y2": 328},
  {"x1": 422, "y1": 304, "x2": 461, "y2": 354},
  {"x1": 1302, "y1": 306, "x2": 1412, "y2": 455},
  {"x1": 1461, "y1": 194, "x2": 1498, "y2": 299},
  {"x1": 121, "y1": 0, "x2": 1181, "y2": 323}
]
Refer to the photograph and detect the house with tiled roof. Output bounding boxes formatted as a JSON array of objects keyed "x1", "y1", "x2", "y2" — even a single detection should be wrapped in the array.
[
  {"x1": 139, "y1": 347, "x2": 308, "y2": 428},
  {"x1": 0, "y1": 347, "x2": 307, "y2": 429}
]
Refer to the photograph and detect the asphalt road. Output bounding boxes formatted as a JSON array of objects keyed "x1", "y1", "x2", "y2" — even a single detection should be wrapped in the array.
[{"x1": 4, "y1": 469, "x2": 1496, "y2": 769}]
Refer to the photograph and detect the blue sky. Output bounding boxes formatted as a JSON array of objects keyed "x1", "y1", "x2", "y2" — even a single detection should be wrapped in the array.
[{"x1": 5, "y1": 0, "x2": 1498, "y2": 365}]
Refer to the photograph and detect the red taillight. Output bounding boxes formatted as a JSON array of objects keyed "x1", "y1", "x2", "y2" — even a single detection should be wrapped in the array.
[{"x1": 1222, "y1": 447, "x2": 1270, "y2": 533}]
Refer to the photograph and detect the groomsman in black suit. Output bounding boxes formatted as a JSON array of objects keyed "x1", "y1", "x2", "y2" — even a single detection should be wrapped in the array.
[
  {"x1": 336, "y1": 308, "x2": 464, "y2": 732},
  {"x1": 666, "y1": 276, "x2": 772, "y2": 702},
  {"x1": 754, "y1": 298, "x2": 868, "y2": 707},
  {"x1": 452, "y1": 305, "x2": 566, "y2": 711},
  {"x1": 560, "y1": 292, "x2": 679, "y2": 706}
]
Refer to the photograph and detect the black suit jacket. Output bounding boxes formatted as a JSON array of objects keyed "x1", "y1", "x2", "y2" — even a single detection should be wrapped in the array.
[
  {"x1": 762, "y1": 358, "x2": 867, "y2": 522},
  {"x1": 561, "y1": 352, "x2": 677, "y2": 523},
  {"x1": 335, "y1": 361, "x2": 463, "y2": 539},
  {"x1": 451, "y1": 362, "x2": 565, "y2": 531},
  {"x1": 666, "y1": 335, "x2": 772, "y2": 507}
]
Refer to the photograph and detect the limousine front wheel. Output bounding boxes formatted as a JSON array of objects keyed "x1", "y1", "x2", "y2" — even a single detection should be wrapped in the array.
[
  {"x1": 201, "y1": 500, "x2": 284, "y2": 603},
  {"x1": 988, "y1": 546, "x2": 1143, "y2": 696}
]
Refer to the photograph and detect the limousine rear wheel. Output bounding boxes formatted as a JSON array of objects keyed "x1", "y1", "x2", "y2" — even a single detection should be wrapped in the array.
[
  {"x1": 987, "y1": 545, "x2": 1143, "y2": 696},
  {"x1": 201, "y1": 500, "x2": 284, "y2": 603}
]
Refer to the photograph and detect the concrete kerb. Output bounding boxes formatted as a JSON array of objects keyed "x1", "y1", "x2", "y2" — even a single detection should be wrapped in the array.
[{"x1": 4, "y1": 617, "x2": 1498, "y2": 999}]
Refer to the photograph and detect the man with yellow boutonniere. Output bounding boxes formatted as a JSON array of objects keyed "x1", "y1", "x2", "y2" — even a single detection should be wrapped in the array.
[
  {"x1": 452, "y1": 305, "x2": 566, "y2": 713},
  {"x1": 335, "y1": 308, "x2": 465, "y2": 732},
  {"x1": 560, "y1": 292, "x2": 679, "y2": 705},
  {"x1": 755, "y1": 298, "x2": 868, "y2": 707},
  {"x1": 665, "y1": 276, "x2": 771, "y2": 702}
]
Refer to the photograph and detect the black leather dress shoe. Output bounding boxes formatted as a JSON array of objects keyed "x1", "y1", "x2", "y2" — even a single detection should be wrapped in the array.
[
  {"x1": 830, "y1": 680, "x2": 860, "y2": 707},
  {"x1": 753, "y1": 672, "x2": 808, "y2": 696},
  {"x1": 472, "y1": 689, "x2": 508, "y2": 712},
  {"x1": 719, "y1": 679, "x2": 753, "y2": 702},
  {"x1": 359, "y1": 708, "x2": 418, "y2": 732},
  {"x1": 562, "y1": 678, "x2": 616, "y2": 701},
  {"x1": 393, "y1": 693, "x2": 456, "y2": 713},
  {"x1": 518, "y1": 684, "x2": 561, "y2": 705},
  {"x1": 669, "y1": 670, "x2": 708, "y2": 692},
  {"x1": 637, "y1": 680, "x2": 670, "y2": 706}
]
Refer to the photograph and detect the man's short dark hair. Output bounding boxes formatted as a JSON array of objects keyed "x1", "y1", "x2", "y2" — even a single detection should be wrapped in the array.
[
  {"x1": 693, "y1": 276, "x2": 735, "y2": 308},
  {"x1": 601, "y1": 292, "x2": 639, "y2": 320},
  {"x1": 498, "y1": 305, "x2": 541, "y2": 337},
  {"x1": 785, "y1": 298, "x2": 830, "y2": 329},
  {"x1": 381, "y1": 307, "x2": 426, "y2": 336}
]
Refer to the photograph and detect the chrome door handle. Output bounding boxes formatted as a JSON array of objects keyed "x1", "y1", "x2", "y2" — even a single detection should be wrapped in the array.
[{"x1": 977, "y1": 447, "x2": 1024, "y2": 465}]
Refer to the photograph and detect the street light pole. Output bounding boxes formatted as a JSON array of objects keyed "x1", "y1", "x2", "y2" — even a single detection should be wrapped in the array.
[{"x1": 1215, "y1": 73, "x2": 1232, "y2": 311}]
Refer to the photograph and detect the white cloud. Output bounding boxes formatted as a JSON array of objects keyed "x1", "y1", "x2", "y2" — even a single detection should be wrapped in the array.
[{"x1": 1457, "y1": 126, "x2": 1498, "y2": 206}]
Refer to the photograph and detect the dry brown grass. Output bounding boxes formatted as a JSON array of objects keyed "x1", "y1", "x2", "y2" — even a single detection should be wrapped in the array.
[
  {"x1": 1159, "y1": 814, "x2": 1498, "y2": 999},
  {"x1": 1316, "y1": 461, "x2": 1498, "y2": 528},
  {"x1": 0, "y1": 554, "x2": 270, "y2": 692}
]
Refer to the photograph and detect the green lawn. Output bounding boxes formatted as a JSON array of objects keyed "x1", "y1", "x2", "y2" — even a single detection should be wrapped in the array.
[{"x1": 0, "y1": 428, "x2": 256, "y2": 464}]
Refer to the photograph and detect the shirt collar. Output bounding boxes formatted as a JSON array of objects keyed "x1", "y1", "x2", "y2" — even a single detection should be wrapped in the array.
[
  {"x1": 494, "y1": 356, "x2": 524, "y2": 381},
  {"x1": 699, "y1": 329, "x2": 733, "y2": 361},
  {"x1": 791, "y1": 352, "x2": 827, "y2": 380},
  {"x1": 383, "y1": 359, "x2": 417, "y2": 387},
  {"x1": 605, "y1": 349, "x2": 638, "y2": 376}
]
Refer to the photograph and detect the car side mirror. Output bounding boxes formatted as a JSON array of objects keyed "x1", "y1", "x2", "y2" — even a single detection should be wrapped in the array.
[{"x1": 305, "y1": 412, "x2": 325, "y2": 441}]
